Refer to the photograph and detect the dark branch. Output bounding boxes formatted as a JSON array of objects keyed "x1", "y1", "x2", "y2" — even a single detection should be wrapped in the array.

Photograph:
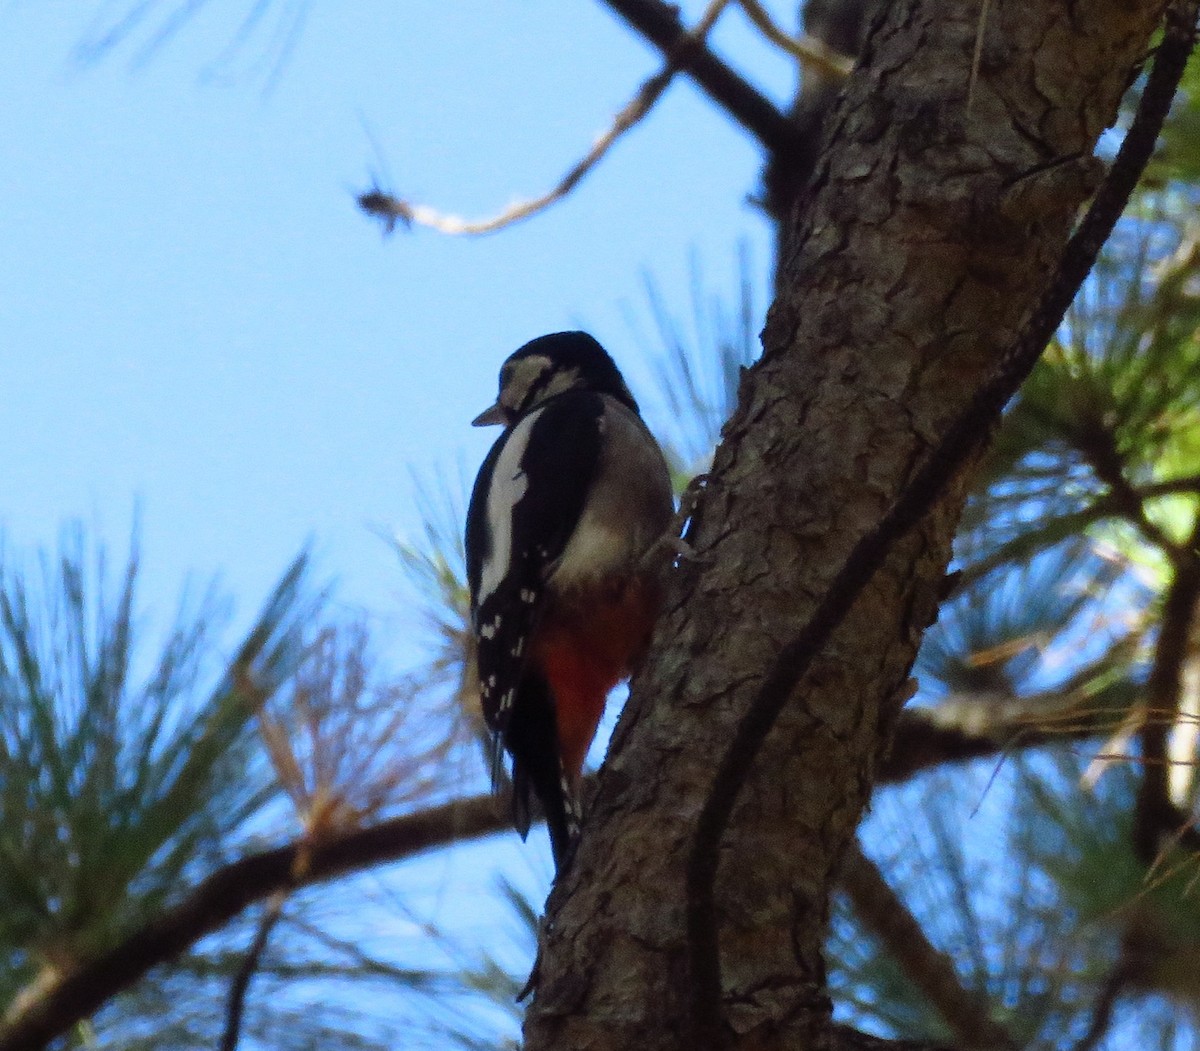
[
  {"x1": 0, "y1": 677, "x2": 1137, "y2": 1051},
  {"x1": 596, "y1": 0, "x2": 805, "y2": 157},
  {"x1": 1133, "y1": 511, "x2": 1200, "y2": 861},
  {"x1": 360, "y1": 0, "x2": 732, "y2": 237},
  {"x1": 0, "y1": 794, "x2": 507, "y2": 1051},
  {"x1": 685, "y1": 4, "x2": 1200, "y2": 1043},
  {"x1": 830, "y1": 1025, "x2": 958, "y2": 1051},
  {"x1": 884, "y1": 632, "x2": 1141, "y2": 783},
  {"x1": 882, "y1": 701, "x2": 1127, "y2": 786},
  {"x1": 841, "y1": 842, "x2": 1016, "y2": 1051},
  {"x1": 355, "y1": 0, "x2": 734, "y2": 237},
  {"x1": 951, "y1": 474, "x2": 1200, "y2": 593},
  {"x1": 219, "y1": 892, "x2": 286, "y2": 1051},
  {"x1": 1076, "y1": 422, "x2": 1183, "y2": 558},
  {"x1": 1068, "y1": 959, "x2": 1131, "y2": 1051}
]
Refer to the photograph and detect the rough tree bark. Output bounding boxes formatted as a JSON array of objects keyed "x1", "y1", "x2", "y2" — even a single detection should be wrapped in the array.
[
  {"x1": 763, "y1": 0, "x2": 874, "y2": 255},
  {"x1": 524, "y1": 2, "x2": 1170, "y2": 1050}
]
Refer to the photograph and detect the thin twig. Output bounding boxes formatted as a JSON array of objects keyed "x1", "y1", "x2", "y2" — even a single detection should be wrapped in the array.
[
  {"x1": 955, "y1": 471, "x2": 1200, "y2": 592},
  {"x1": 359, "y1": 0, "x2": 732, "y2": 237},
  {"x1": 1069, "y1": 970, "x2": 1125, "y2": 1051},
  {"x1": 841, "y1": 842, "x2": 1016, "y2": 1050},
  {"x1": 1133, "y1": 511, "x2": 1200, "y2": 860},
  {"x1": 596, "y1": 0, "x2": 800, "y2": 153},
  {"x1": 217, "y1": 832, "x2": 323, "y2": 1051},
  {"x1": 1068, "y1": 929, "x2": 1150, "y2": 1051},
  {"x1": 887, "y1": 644, "x2": 1141, "y2": 784},
  {"x1": 0, "y1": 677, "x2": 1153, "y2": 1051},
  {"x1": 0, "y1": 793, "x2": 507, "y2": 1051},
  {"x1": 218, "y1": 891, "x2": 287, "y2": 1051},
  {"x1": 1076, "y1": 423, "x2": 1184, "y2": 559},
  {"x1": 734, "y1": 0, "x2": 854, "y2": 78},
  {"x1": 684, "y1": 5, "x2": 1199, "y2": 1043}
]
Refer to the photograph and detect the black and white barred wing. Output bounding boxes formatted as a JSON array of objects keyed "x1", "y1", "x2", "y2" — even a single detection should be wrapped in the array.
[{"x1": 465, "y1": 394, "x2": 604, "y2": 753}]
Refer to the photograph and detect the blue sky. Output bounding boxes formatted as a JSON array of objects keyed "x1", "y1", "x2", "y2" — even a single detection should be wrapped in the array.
[
  {"x1": 2, "y1": 0, "x2": 789, "y2": 650},
  {"x1": 2, "y1": 9, "x2": 792, "y2": 1033}
]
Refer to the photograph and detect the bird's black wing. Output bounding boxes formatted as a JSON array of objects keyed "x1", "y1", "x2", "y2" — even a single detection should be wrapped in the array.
[{"x1": 466, "y1": 392, "x2": 605, "y2": 780}]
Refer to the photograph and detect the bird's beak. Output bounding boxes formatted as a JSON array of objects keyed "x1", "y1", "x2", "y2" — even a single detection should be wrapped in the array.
[{"x1": 472, "y1": 402, "x2": 509, "y2": 427}]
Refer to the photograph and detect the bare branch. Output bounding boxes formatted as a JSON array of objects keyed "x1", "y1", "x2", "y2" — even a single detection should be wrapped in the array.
[
  {"x1": 1068, "y1": 967, "x2": 1128, "y2": 1051},
  {"x1": 1133, "y1": 511, "x2": 1200, "y2": 861},
  {"x1": 884, "y1": 706, "x2": 1111, "y2": 784},
  {"x1": 883, "y1": 638, "x2": 1142, "y2": 784},
  {"x1": 685, "y1": 5, "x2": 1200, "y2": 1042},
  {"x1": 0, "y1": 793, "x2": 508, "y2": 1051},
  {"x1": 1065, "y1": 915, "x2": 1166, "y2": 1051},
  {"x1": 733, "y1": 0, "x2": 854, "y2": 78},
  {"x1": 219, "y1": 892, "x2": 287, "y2": 1051},
  {"x1": 0, "y1": 667, "x2": 1150, "y2": 1051},
  {"x1": 840, "y1": 841, "x2": 1016, "y2": 1051},
  {"x1": 955, "y1": 472, "x2": 1200, "y2": 591},
  {"x1": 1076, "y1": 422, "x2": 1184, "y2": 559},
  {"x1": 359, "y1": 0, "x2": 732, "y2": 237},
  {"x1": 595, "y1": 0, "x2": 801, "y2": 154}
]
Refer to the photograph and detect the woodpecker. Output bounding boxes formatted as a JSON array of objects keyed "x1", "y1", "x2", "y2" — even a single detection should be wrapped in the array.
[{"x1": 465, "y1": 331, "x2": 673, "y2": 871}]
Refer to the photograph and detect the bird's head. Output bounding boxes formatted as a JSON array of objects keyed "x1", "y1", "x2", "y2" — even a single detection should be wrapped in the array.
[{"x1": 472, "y1": 331, "x2": 639, "y2": 427}]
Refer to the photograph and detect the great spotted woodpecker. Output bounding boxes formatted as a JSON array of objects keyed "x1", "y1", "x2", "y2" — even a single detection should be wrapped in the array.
[{"x1": 466, "y1": 331, "x2": 673, "y2": 871}]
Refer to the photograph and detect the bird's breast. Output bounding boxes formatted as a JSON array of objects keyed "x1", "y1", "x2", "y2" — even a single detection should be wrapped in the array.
[{"x1": 549, "y1": 400, "x2": 672, "y2": 591}]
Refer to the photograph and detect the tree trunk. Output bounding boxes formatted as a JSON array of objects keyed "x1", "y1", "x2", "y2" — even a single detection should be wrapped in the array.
[
  {"x1": 763, "y1": 0, "x2": 875, "y2": 262},
  {"x1": 525, "y1": 1, "x2": 1170, "y2": 1049}
]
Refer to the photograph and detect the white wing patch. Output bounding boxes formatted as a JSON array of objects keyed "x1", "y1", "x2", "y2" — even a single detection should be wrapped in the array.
[{"x1": 477, "y1": 407, "x2": 543, "y2": 605}]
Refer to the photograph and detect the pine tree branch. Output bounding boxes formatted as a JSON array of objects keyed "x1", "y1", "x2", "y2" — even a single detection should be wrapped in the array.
[
  {"x1": 954, "y1": 507, "x2": 1118, "y2": 592},
  {"x1": 883, "y1": 640, "x2": 1139, "y2": 784},
  {"x1": 595, "y1": 0, "x2": 804, "y2": 156},
  {"x1": 843, "y1": 695, "x2": 1140, "y2": 797},
  {"x1": 1068, "y1": 959, "x2": 1132, "y2": 1051},
  {"x1": 956, "y1": 470, "x2": 1200, "y2": 591},
  {"x1": 1076, "y1": 422, "x2": 1184, "y2": 558},
  {"x1": 840, "y1": 841, "x2": 1016, "y2": 1051},
  {"x1": 1133, "y1": 511, "x2": 1200, "y2": 861},
  {"x1": 685, "y1": 4, "x2": 1200, "y2": 1042},
  {"x1": 218, "y1": 892, "x2": 286, "y2": 1051},
  {"x1": 0, "y1": 794, "x2": 507, "y2": 1051},
  {"x1": 0, "y1": 676, "x2": 1139, "y2": 1051},
  {"x1": 1136, "y1": 473, "x2": 1200, "y2": 498},
  {"x1": 359, "y1": 0, "x2": 732, "y2": 236}
]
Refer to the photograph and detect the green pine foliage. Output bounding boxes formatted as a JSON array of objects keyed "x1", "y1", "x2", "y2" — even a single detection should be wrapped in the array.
[
  {"x1": 830, "y1": 187, "x2": 1200, "y2": 1047},
  {"x1": 0, "y1": 530, "x2": 312, "y2": 1041}
]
